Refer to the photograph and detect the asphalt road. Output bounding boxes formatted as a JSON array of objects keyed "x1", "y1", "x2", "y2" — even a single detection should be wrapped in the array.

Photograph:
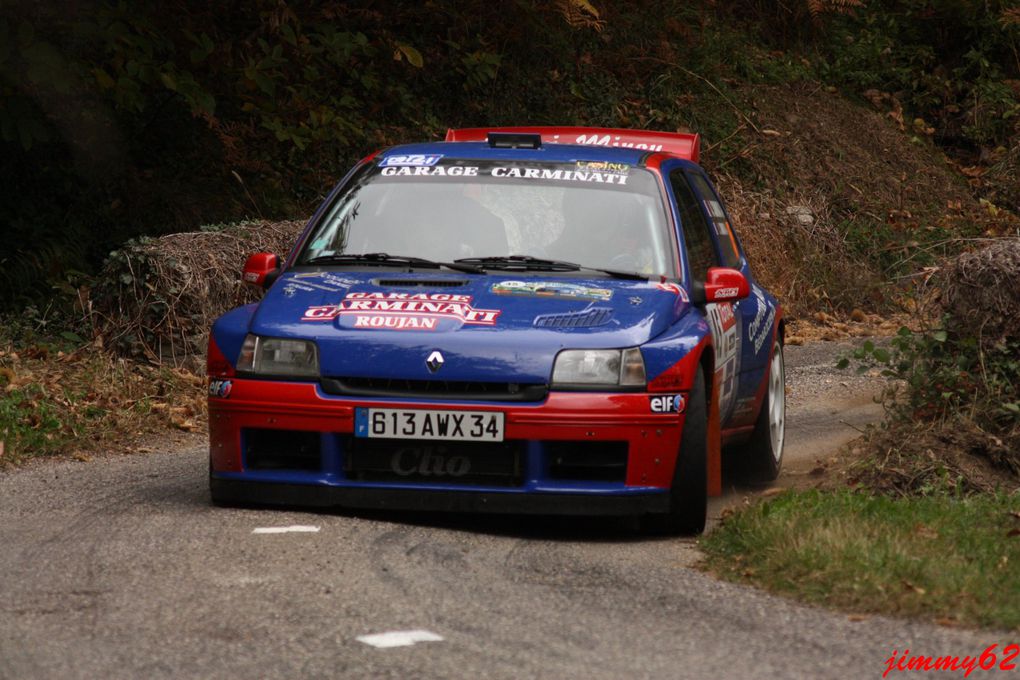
[{"x1": 0, "y1": 343, "x2": 1004, "y2": 679}]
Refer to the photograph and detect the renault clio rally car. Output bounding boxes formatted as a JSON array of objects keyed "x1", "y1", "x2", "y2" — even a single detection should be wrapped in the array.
[{"x1": 207, "y1": 126, "x2": 785, "y2": 534}]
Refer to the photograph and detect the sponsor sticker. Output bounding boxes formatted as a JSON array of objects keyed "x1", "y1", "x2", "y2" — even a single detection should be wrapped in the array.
[
  {"x1": 380, "y1": 165, "x2": 478, "y2": 177},
  {"x1": 379, "y1": 154, "x2": 443, "y2": 167},
  {"x1": 548, "y1": 133, "x2": 664, "y2": 152},
  {"x1": 301, "y1": 291, "x2": 500, "y2": 330},
  {"x1": 650, "y1": 394, "x2": 686, "y2": 414},
  {"x1": 706, "y1": 300, "x2": 741, "y2": 420},
  {"x1": 713, "y1": 286, "x2": 739, "y2": 300},
  {"x1": 208, "y1": 379, "x2": 232, "y2": 399},
  {"x1": 575, "y1": 160, "x2": 630, "y2": 175},
  {"x1": 489, "y1": 166, "x2": 628, "y2": 185},
  {"x1": 286, "y1": 272, "x2": 351, "y2": 292},
  {"x1": 747, "y1": 284, "x2": 776, "y2": 354},
  {"x1": 491, "y1": 280, "x2": 612, "y2": 302}
]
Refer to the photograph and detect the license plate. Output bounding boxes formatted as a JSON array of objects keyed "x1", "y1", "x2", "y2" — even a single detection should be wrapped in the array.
[{"x1": 354, "y1": 408, "x2": 504, "y2": 442}]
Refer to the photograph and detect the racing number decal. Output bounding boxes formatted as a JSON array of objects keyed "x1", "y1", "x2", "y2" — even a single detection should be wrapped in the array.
[{"x1": 706, "y1": 301, "x2": 741, "y2": 422}]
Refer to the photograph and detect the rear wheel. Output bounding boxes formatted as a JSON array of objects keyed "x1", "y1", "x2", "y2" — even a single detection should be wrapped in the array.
[
  {"x1": 743, "y1": 338, "x2": 786, "y2": 483},
  {"x1": 642, "y1": 368, "x2": 708, "y2": 535}
]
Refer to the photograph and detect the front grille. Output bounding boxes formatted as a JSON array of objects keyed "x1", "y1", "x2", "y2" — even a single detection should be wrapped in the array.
[
  {"x1": 344, "y1": 438, "x2": 524, "y2": 486},
  {"x1": 546, "y1": 441, "x2": 628, "y2": 482},
  {"x1": 321, "y1": 377, "x2": 548, "y2": 402},
  {"x1": 245, "y1": 429, "x2": 322, "y2": 471},
  {"x1": 534, "y1": 307, "x2": 614, "y2": 328}
]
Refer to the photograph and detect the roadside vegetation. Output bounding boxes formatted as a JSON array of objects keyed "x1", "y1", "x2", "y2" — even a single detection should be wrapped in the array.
[
  {"x1": 0, "y1": 309, "x2": 204, "y2": 467},
  {"x1": 702, "y1": 490, "x2": 1020, "y2": 630},
  {"x1": 703, "y1": 238, "x2": 1020, "y2": 631}
]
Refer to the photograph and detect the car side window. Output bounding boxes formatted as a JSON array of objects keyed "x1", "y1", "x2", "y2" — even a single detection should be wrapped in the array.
[
  {"x1": 688, "y1": 173, "x2": 741, "y2": 269},
  {"x1": 670, "y1": 170, "x2": 718, "y2": 284}
]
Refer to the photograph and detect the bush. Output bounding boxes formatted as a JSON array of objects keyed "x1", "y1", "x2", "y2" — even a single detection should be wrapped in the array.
[
  {"x1": 839, "y1": 238, "x2": 1020, "y2": 482},
  {"x1": 91, "y1": 220, "x2": 304, "y2": 367}
]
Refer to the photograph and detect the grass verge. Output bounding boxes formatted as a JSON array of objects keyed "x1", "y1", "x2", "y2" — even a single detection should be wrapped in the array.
[{"x1": 701, "y1": 489, "x2": 1020, "y2": 631}]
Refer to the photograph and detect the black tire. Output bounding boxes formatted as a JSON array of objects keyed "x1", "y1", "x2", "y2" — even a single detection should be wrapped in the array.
[
  {"x1": 642, "y1": 367, "x2": 708, "y2": 535},
  {"x1": 209, "y1": 458, "x2": 232, "y2": 507},
  {"x1": 742, "y1": 338, "x2": 786, "y2": 483}
]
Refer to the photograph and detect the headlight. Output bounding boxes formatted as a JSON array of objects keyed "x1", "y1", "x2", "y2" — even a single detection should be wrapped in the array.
[
  {"x1": 237, "y1": 335, "x2": 319, "y2": 377},
  {"x1": 551, "y1": 348, "x2": 646, "y2": 387}
]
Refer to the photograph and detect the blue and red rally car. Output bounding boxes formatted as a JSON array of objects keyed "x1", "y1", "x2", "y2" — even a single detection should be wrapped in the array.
[{"x1": 207, "y1": 127, "x2": 785, "y2": 534}]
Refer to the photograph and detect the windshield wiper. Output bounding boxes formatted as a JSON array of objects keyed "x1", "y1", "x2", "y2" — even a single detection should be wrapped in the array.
[
  {"x1": 304, "y1": 252, "x2": 483, "y2": 274},
  {"x1": 455, "y1": 255, "x2": 648, "y2": 280},
  {"x1": 454, "y1": 255, "x2": 582, "y2": 272},
  {"x1": 577, "y1": 266, "x2": 648, "y2": 281}
]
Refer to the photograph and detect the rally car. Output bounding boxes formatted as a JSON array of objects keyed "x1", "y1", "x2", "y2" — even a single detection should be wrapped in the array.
[{"x1": 207, "y1": 126, "x2": 785, "y2": 534}]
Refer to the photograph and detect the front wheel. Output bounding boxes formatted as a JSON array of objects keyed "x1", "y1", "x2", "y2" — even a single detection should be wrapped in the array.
[
  {"x1": 642, "y1": 368, "x2": 708, "y2": 535},
  {"x1": 743, "y1": 338, "x2": 786, "y2": 483}
]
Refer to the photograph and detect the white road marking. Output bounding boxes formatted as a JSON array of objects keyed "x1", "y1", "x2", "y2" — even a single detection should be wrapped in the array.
[
  {"x1": 251, "y1": 525, "x2": 320, "y2": 534},
  {"x1": 356, "y1": 630, "x2": 444, "y2": 648}
]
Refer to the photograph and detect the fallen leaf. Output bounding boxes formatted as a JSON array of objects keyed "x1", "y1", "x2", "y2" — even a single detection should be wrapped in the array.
[
  {"x1": 0, "y1": 440, "x2": 5, "y2": 457},
  {"x1": 761, "y1": 487, "x2": 786, "y2": 497},
  {"x1": 761, "y1": 129, "x2": 782, "y2": 137},
  {"x1": 172, "y1": 418, "x2": 197, "y2": 432},
  {"x1": 914, "y1": 523, "x2": 939, "y2": 540},
  {"x1": 888, "y1": 108, "x2": 905, "y2": 130},
  {"x1": 1007, "y1": 528, "x2": 1020, "y2": 538},
  {"x1": 902, "y1": 580, "x2": 926, "y2": 595},
  {"x1": 73, "y1": 453, "x2": 92, "y2": 463},
  {"x1": 934, "y1": 617, "x2": 957, "y2": 627}
]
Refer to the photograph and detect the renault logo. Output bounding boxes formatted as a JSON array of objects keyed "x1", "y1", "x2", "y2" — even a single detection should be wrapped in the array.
[{"x1": 426, "y1": 350, "x2": 444, "y2": 373}]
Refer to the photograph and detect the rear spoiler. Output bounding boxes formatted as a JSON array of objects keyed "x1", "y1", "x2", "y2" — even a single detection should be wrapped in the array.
[{"x1": 445, "y1": 126, "x2": 700, "y2": 163}]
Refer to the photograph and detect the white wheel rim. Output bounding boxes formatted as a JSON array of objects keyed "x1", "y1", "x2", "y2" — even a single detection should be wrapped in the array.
[{"x1": 769, "y1": 344, "x2": 786, "y2": 462}]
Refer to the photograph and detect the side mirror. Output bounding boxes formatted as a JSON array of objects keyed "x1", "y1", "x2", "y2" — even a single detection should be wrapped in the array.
[
  {"x1": 704, "y1": 267, "x2": 750, "y2": 303},
  {"x1": 242, "y1": 252, "x2": 281, "y2": 289}
]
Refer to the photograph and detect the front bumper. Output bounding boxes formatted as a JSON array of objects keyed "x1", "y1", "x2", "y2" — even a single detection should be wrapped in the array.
[
  {"x1": 208, "y1": 378, "x2": 685, "y2": 515},
  {"x1": 210, "y1": 478, "x2": 669, "y2": 515}
]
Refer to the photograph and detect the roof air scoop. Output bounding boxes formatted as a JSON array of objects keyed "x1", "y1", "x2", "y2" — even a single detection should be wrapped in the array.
[{"x1": 487, "y1": 132, "x2": 543, "y2": 149}]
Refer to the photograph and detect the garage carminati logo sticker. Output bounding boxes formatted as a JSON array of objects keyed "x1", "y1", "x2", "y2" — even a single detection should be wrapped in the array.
[{"x1": 301, "y1": 292, "x2": 500, "y2": 331}]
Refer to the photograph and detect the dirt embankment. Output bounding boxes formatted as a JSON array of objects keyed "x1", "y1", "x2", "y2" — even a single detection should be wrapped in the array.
[{"x1": 711, "y1": 83, "x2": 1016, "y2": 317}]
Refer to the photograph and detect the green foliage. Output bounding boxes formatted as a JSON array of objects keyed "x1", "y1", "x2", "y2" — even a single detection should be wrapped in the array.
[
  {"x1": 2, "y1": 0, "x2": 1017, "y2": 311},
  {"x1": 839, "y1": 320, "x2": 1020, "y2": 430},
  {"x1": 816, "y1": 1, "x2": 1020, "y2": 148},
  {"x1": 702, "y1": 489, "x2": 1020, "y2": 629},
  {"x1": 720, "y1": 1, "x2": 1020, "y2": 147}
]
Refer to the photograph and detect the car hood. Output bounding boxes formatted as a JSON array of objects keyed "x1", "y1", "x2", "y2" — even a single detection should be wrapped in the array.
[{"x1": 250, "y1": 271, "x2": 691, "y2": 383}]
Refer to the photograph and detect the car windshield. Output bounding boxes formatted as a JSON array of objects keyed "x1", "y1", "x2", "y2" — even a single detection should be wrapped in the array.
[{"x1": 298, "y1": 158, "x2": 676, "y2": 278}]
